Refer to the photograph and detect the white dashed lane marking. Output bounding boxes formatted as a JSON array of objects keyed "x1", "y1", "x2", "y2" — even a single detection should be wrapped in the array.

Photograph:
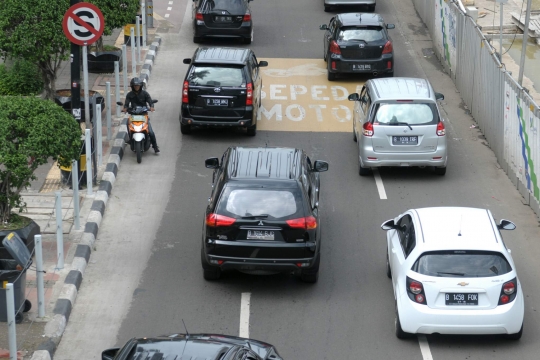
[
  {"x1": 165, "y1": 14, "x2": 170, "y2": 18},
  {"x1": 239, "y1": 292, "x2": 251, "y2": 338},
  {"x1": 373, "y1": 169, "x2": 387, "y2": 200},
  {"x1": 167, "y1": 7, "x2": 172, "y2": 11}
]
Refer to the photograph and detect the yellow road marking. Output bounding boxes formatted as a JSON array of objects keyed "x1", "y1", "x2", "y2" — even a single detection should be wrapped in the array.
[{"x1": 258, "y1": 58, "x2": 366, "y2": 132}]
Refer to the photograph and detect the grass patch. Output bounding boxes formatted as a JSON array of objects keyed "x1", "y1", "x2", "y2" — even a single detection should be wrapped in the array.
[{"x1": 0, "y1": 215, "x2": 32, "y2": 231}]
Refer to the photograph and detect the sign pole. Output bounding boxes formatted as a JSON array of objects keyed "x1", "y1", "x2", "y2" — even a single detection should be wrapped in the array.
[
  {"x1": 518, "y1": 0, "x2": 533, "y2": 86},
  {"x1": 82, "y1": 44, "x2": 91, "y2": 130},
  {"x1": 70, "y1": 0, "x2": 81, "y2": 123}
]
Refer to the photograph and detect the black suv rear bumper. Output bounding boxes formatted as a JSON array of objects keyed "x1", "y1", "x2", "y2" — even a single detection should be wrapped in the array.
[
  {"x1": 202, "y1": 254, "x2": 319, "y2": 273},
  {"x1": 180, "y1": 113, "x2": 255, "y2": 128}
]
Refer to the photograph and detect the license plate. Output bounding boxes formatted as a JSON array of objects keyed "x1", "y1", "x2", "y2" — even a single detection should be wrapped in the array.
[
  {"x1": 215, "y1": 16, "x2": 232, "y2": 22},
  {"x1": 392, "y1": 136, "x2": 418, "y2": 145},
  {"x1": 206, "y1": 98, "x2": 228, "y2": 106},
  {"x1": 247, "y1": 230, "x2": 274, "y2": 240},
  {"x1": 445, "y1": 293, "x2": 478, "y2": 305},
  {"x1": 353, "y1": 64, "x2": 371, "y2": 71}
]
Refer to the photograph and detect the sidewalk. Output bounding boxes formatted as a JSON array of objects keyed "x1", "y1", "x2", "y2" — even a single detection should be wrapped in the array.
[{"x1": 0, "y1": 22, "x2": 162, "y2": 359}]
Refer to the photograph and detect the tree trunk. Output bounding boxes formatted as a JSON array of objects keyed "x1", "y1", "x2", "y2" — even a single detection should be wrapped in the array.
[
  {"x1": 95, "y1": 37, "x2": 104, "y2": 52},
  {"x1": 38, "y1": 60, "x2": 58, "y2": 101}
]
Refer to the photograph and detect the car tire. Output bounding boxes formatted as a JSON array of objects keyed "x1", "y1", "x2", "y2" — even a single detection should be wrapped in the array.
[
  {"x1": 324, "y1": 51, "x2": 327, "y2": 62},
  {"x1": 359, "y1": 160, "x2": 370, "y2": 176},
  {"x1": 434, "y1": 166, "x2": 446, "y2": 175},
  {"x1": 247, "y1": 124, "x2": 257, "y2": 136},
  {"x1": 324, "y1": 5, "x2": 331, "y2": 12},
  {"x1": 395, "y1": 306, "x2": 412, "y2": 339},
  {"x1": 386, "y1": 252, "x2": 392, "y2": 279},
  {"x1": 353, "y1": 126, "x2": 357, "y2": 142},
  {"x1": 368, "y1": 5, "x2": 376, "y2": 12},
  {"x1": 203, "y1": 268, "x2": 221, "y2": 281},
  {"x1": 384, "y1": 72, "x2": 394, "y2": 78},
  {"x1": 505, "y1": 324, "x2": 523, "y2": 340},
  {"x1": 327, "y1": 70, "x2": 337, "y2": 81},
  {"x1": 193, "y1": 36, "x2": 201, "y2": 44},
  {"x1": 300, "y1": 253, "x2": 320, "y2": 283},
  {"x1": 180, "y1": 123, "x2": 192, "y2": 135},
  {"x1": 244, "y1": 37, "x2": 252, "y2": 45}
]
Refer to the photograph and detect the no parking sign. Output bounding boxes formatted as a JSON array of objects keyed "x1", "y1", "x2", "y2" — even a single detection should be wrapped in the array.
[{"x1": 62, "y1": 2, "x2": 105, "y2": 46}]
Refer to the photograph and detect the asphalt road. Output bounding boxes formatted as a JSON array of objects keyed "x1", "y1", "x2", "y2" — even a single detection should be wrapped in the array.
[{"x1": 55, "y1": 0, "x2": 540, "y2": 359}]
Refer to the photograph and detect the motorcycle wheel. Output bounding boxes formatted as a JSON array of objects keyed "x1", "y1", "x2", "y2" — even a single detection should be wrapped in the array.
[{"x1": 135, "y1": 141, "x2": 142, "y2": 164}]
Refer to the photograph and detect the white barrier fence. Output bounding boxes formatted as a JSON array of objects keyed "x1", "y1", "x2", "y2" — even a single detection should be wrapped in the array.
[{"x1": 412, "y1": 0, "x2": 540, "y2": 216}]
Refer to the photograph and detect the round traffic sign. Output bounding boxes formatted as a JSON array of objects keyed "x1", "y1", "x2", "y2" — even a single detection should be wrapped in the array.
[{"x1": 62, "y1": 2, "x2": 105, "y2": 46}]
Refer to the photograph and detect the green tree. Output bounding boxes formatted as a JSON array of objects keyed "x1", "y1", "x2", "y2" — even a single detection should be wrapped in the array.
[
  {"x1": 0, "y1": 96, "x2": 82, "y2": 224},
  {"x1": 0, "y1": 0, "x2": 70, "y2": 100},
  {"x1": 90, "y1": 0, "x2": 140, "y2": 51}
]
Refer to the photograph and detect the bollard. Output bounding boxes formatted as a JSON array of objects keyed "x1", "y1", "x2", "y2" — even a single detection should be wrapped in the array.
[
  {"x1": 147, "y1": 1, "x2": 154, "y2": 28},
  {"x1": 106, "y1": 82, "x2": 112, "y2": 140},
  {"x1": 96, "y1": 104, "x2": 103, "y2": 166},
  {"x1": 122, "y1": 45, "x2": 128, "y2": 93},
  {"x1": 142, "y1": 3, "x2": 147, "y2": 47},
  {"x1": 136, "y1": 16, "x2": 141, "y2": 63},
  {"x1": 85, "y1": 129, "x2": 93, "y2": 195},
  {"x1": 55, "y1": 191, "x2": 64, "y2": 270},
  {"x1": 6, "y1": 283, "x2": 17, "y2": 360},
  {"x1": 115, "y1": 61, "x2": 121, "y2": 117},
  {"x1": 130, "y1": 27, "x2": 136, "y2": 79},
  {"x1": 35, "y1": 235, "x2": 45, "y2": 318},
  {"x1": 71, "y1": 159, "x2": 80, "y2": 230},
  {"x1": 82, "y1": 44, "x2": 91, "y2": 129}
]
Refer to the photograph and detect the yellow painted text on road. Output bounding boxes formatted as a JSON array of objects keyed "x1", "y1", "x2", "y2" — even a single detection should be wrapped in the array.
[{"x1": 258, "y1": 58, "x2": 365, "y2": 132}]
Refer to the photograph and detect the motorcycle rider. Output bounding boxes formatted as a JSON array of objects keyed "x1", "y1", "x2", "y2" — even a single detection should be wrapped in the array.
[{"x1": 122, "y1": 77, "x2": 160, "y2": 154}]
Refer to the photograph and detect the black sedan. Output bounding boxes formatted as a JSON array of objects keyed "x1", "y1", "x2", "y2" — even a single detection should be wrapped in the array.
[
  {"x1": 320, "y1": 13, "x2": 395, "y2": 80},
  {"x1": 102, "y1": 333, "x2": 283, "y2": 360},
  {"x1": 192, "y1": 0, "x2": 254, "y2": 44}
]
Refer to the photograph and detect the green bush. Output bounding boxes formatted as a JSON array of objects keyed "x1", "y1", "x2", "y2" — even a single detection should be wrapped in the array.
[{"x1": 0, "y1": 60, "x2": 43, "y2": 96}]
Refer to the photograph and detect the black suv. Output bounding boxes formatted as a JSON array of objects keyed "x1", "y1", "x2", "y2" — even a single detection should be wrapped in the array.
[
  {"x1": 181, "y1": 47, "x2": 268, "y2": 136},
  {"x1": 320, "y1": 13, "x2": 395, "y2": 80},
  {"x1": 201, "y1": 146, "x2": 329, "y2": 283},
  {"x1": 192, "y1": 0, "x2": 254, "y2": 44}
]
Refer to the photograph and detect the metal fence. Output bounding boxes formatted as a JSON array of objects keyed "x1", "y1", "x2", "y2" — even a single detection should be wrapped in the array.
[{"x1": 412, "y1": 0, "x2": 540, "y2": 217}]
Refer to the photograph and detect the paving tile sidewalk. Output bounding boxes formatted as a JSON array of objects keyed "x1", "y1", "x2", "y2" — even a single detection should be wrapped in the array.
[{"x1": 0, "y1": 22, "x2": 161, "y2": 359}]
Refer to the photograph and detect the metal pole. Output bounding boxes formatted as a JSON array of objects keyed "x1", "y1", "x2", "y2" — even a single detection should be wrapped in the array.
[
  {"x1": 85, "y1": 129, "x2": 93, "y2": 195},
  {"x1": 518, "y1": 0, "x2": 533, "y2": 86},
  {"x1": 499, "y1": 2, "x2": 503, "y2": 59},
  {"x1": 136, "y1": 16, "x2": 141, "y2": 63},
  {"x1": 147, "y1": 1, "x2": 154, "y2": 28},
  {"x1": 82, "y1": 44, "x2": 90, "y2": 129},
  {"x1": 142, "y1": 3, "x2": 147, "y2": 47},
  {"x1": 6, "y1": 283, "x2": 17, "y2": 360},
  {"x1": 55, "y1": 191, "x2": 64, "y2": 270},
  {"x1": 115, "y1": 61, "x2": 121, "y2": 117},
  {"x1": 71, "y1": 159, "x2": 80, "y2": 230},
  {"x1": 122, "y1": 45, "x2": 128, "y2": 92},
  {"x1": 35, "y1": 234, "x2": 45, "y2": 318},
  {"x1": 70, "y1": 0, "x2": 81, "y2": 122},
  {"x1": 106, "y1": 82, "x2": 112, "y2": 140},
  {"x1": 130, "y1": 28, "x2": 136, "y2": 78},
  {"x1": 96, "y1": 104, "x2": 102, "y2": 166}
]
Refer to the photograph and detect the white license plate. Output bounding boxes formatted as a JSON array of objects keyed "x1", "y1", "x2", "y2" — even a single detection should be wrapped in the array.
[
  {"x1": 353, "y1": 64, "x2": 371, "y2": 70},
  {"x1": 206, "y1": 98, "x2": 228, "y2": 106},
  {"x1": 247, "y1": 230, "x2": 274, "y2": 240},
  {"x1": 392, "y1": 136, "x2": 418, "y2": 145},
  {"x1": 215, "y1": 16, "x2": 232, "y2": 22},
  {"x1": 445, "y1": 293, "x2": 478, "y2": 305}
]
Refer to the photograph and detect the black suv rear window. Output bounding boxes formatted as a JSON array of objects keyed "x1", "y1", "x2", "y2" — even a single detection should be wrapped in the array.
[
  {"x1": 188, "y1": 65, "x2": 244, "y2": 87},
  {"x1": 372, "y1": 103, "x2": 439, "y2": 125},
  {"x1": 217, "y1": 188, "x2": 303, "y2": 220},
  {"x1": 411, "y1": 251, "x2": 512, "y2": 277},
  {"x1": 338, "y1": 26, "x2": 384, "y2": 42}
]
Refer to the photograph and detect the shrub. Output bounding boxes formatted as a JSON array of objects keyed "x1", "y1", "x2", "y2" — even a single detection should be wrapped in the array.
[{"x1": 0, "y1": 60, "x2": 44, "y2": 96}]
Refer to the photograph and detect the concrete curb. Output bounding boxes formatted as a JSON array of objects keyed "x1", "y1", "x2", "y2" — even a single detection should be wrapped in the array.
[{"x1": 30, "y1": 37, "x2": 162, "y2": 360}]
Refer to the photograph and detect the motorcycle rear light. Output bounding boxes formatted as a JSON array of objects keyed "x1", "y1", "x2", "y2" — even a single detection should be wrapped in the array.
[
  {"x1": 182, "y1": 81, "x2": 189, "y2": 103},
  {"x1": 286, "y1": 216, "x2": 317, "y2": 230},
  {"x1": 246, "y1": 82, "x2": 253, "y2": 105},
  {"x1": 437, "y1": 121, "x2": 446, "y2": 136},
  {"x1": 498, "y1": 278, "x2": 518, "y2": 305},
  {"x1": 406, "y1": 276, "x2": 427, "y2": 305},
  {"x1": 362, "y1": 122, "x2": 374, "y2": 137},
  {"x1": 382, "y1": 41, "x2": 393, "y2": 54},
  {"x1": 196, "y1": 12, "x2": 203, "y2": 21},
  {"x1": 243, "y1": 13, "x2": 251, "y2": 22},
  {"x1": 329, "y1": 40, "x2": 341, "y2": 55},
  {"x1": 205, "y1": 213, "x2": 236, "y2": 227}
]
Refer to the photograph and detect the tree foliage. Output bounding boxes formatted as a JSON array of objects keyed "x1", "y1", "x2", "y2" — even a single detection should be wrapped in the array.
[
  {"x1": 0, "y1": 0, "x2": 70, "y2": 101},
  {"x1": 0, "y1": 60, "x2": 44, "y2": 96},
  {"x1": 0, "y1": 96, "x2": 82, "y2": 224}
]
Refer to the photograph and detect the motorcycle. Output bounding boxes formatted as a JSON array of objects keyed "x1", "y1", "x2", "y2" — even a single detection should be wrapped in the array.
[{"x1": 117, "y1": 100, "x2": 158, "y2": 163}]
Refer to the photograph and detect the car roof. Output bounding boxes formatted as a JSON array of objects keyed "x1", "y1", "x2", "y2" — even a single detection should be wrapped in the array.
[
  {"x1": 226, "y1": 146, "x2": 303, "y2": 181},
  {"x1": 337, "y1": 12, "x2": 385, "y2": 26},
  {"x1": 193, "y1": 47, "x2": 250, "y2": 65},
  {"x1": 368, "y1": 77, "x2": 436, "y2": 101},
  {"x1": 413, "y1": 207, "x2": 502, "y2": 252}
]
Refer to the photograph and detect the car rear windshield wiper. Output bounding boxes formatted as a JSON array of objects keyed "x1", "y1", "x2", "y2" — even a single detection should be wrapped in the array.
[
  {"x1": 437, "y1": 271, "x2": 465, "y2": 276},
  {"x1": 242, "y1": 214, "x2": 269, "y2": 219},
  {"x1": 389, "y1": 121, "x2": 413, "y2": 130}
]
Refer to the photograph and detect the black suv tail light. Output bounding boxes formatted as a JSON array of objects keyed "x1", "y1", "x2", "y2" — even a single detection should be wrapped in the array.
[
  {"x1": 196, "y1": 12, "x2": 203, "y2": 21},
  {"x1": 406, "y1": 276, "x2": 427, "y2": 305},
  {"x1": 286, "y1": 216, "x2": 317, "y2": 230},
  {"x1": 243, "y1": 12, "x2": 251, "y2": 22},
  {"x1": 182, "y1": 81, "x2": 189, "y2": 103},
  {"x1": 498, "y1": 278, "x2": 518, "y2": 305},
  {"x1": 246, "y1": 82, "x2": 253, "y2": 106},
  {"x1": 206, "y1": 213, "x2": 236, "y2": 227}
]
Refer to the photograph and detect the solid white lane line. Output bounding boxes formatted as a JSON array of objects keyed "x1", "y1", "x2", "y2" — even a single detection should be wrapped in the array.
[
  {"x1": 167, "y1": 7, "x2": 172, "y2": 10},
  {"x1": 165, "y1": 14, "x2": 170, "y2": 18},
  {"x1": 169, "y1": 1, "x2": 173, "y2": 4},
  {"x1": 372, "y1": 169, "x2": 387, "y2": 200},
  {"x1": 239, "y1": 292, "x2": 251, "y2": 338},
  {"x1": 418, "y1": 335, "x2": 434, "y2": 360}
]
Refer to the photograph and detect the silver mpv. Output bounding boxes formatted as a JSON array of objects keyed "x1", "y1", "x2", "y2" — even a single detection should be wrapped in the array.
[{"x1": 348, "y1": 77, "x2": 447, "y2": 176}]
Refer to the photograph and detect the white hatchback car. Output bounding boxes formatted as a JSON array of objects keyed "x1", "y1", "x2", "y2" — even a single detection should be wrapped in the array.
[{"x1": 381, "y1": 207, "x2": 524, "y2": 339}]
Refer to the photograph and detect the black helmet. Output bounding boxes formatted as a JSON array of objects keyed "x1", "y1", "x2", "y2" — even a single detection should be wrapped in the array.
[{"x1": 130, "y1": 77, "x2": 143, "y2": 90}]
